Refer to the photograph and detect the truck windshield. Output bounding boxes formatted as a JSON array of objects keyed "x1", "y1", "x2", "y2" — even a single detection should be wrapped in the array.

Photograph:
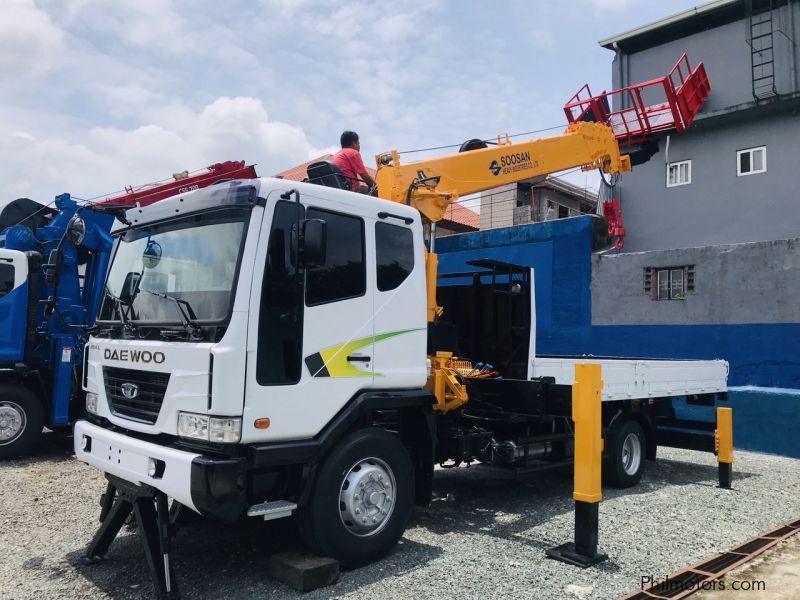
[{"x1": 99, "y1": 209, "x2": 249, "y2": 325}]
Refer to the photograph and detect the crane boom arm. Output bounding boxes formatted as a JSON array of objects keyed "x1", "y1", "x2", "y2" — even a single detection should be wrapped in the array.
[{"x1": 375, "y1": 121, "x2": 630, "y2": 223}]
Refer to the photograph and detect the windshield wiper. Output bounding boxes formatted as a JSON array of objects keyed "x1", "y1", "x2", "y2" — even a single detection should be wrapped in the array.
[{"x1": 141, "y1": 290, "x2": 204, "y2": 340}]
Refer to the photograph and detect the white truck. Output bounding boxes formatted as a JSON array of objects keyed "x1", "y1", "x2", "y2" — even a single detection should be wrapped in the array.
[{"x1": 73, "y1": 177, "x2": 728, "y2": 596}]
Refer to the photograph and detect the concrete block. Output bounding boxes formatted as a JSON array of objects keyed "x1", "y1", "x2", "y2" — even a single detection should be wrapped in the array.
[{"x1": 267, "y1": 552, "x2": 339, "y2": 592}]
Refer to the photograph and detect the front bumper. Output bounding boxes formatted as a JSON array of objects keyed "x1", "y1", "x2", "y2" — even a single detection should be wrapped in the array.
[{"x1": 74, "y1": 420, "x2": 247, "y2": 520}]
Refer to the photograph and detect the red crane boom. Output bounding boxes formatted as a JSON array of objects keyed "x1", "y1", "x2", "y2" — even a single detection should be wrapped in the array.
[{"x1": 93, "y1": 160, "x2": 258, "y2": 208}]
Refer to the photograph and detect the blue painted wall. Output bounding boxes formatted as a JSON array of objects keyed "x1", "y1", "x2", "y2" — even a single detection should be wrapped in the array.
[{"x1": 437, "y1": 217, "x2": 800, "y2": 456}]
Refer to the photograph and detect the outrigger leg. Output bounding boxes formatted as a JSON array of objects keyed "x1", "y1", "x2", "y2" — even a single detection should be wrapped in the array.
[{"x1": 81, "y1": 475, "x2": 179, "y2": 599}]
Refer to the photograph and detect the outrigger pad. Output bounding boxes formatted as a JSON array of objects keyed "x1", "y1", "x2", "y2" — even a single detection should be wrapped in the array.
[
  {"x1": 546, "y1": 542, "x2": 608, "y2": 568},
  {"x1": 82, "y1": 477, "x2": 180, "y2": 599}
]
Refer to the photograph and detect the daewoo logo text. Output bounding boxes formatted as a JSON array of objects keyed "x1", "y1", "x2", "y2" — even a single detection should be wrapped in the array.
[{"x1": 104, "y1": 348, "x2": 166, "y2": 364}]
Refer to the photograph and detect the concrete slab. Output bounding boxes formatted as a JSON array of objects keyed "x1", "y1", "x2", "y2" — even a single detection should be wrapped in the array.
[{"x1": 267, "y1": 551, "x2": 339, "y2": 592}]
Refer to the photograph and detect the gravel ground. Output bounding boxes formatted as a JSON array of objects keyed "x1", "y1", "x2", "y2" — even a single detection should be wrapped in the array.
[{"x1": 2, "y1": 433, "x2": 800, "y2": 600}]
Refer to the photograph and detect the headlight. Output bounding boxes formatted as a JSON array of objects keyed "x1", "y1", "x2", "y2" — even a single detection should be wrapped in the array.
[
  {"x1": 177, "y1": 412, "x2": 241, "y2": 444},
  {"x1": 85, "y1": 392, "x2": 99, "y2": 414},
  {"x1": 209, "y1": 417, "x2": 242, "y2": 443}
]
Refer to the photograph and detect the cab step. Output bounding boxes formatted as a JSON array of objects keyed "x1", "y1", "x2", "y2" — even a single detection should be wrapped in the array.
[{"x1": 247, "y1": 500, "x2": 297, "y2": 521}]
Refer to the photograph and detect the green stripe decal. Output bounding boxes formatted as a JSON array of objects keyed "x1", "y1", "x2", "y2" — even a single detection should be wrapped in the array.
[{"x1": 304, "y1": 329, "x2": 422, "y2": 378}]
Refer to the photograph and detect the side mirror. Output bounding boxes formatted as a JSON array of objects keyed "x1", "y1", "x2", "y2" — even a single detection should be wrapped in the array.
[
  {"x1": 43, "y1": 249, "x2": 62, "y2": 288},
  {"x1": 119, "y1": 272, "x2": 142, "y2": 305},
  {"x1": 142, "y1": 240, "x2": 162, "y2": 269},
  {"x1": 301, "y1": 218, "x2": 327, "y2": 268}
]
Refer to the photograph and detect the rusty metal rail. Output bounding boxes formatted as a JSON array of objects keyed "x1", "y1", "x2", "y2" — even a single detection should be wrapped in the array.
[{"x1": 619, "y1": 516, "x2": 800, "y2": 599}]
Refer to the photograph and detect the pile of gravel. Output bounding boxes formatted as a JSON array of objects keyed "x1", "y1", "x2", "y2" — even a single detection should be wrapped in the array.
[{"x1": 1, "y1": 435, "x2": 798, "y2": 599}]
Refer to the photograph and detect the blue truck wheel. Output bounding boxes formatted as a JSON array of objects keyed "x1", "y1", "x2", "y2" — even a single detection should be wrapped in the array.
[{"x1": 0, "y1": 384, "x2": 44, "y2": 459}]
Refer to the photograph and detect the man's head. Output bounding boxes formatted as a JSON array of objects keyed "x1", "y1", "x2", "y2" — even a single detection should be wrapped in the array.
[{"x1": 340, "y1": 130, "x2": 360, "y2": 151}]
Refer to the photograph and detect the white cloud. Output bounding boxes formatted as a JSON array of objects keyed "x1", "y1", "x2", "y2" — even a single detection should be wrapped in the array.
[
  {"x1": 0, "y1": 0, "x2": 64, "y2": 80},
  {"x1": 0, "y1": 97, "x2": 325, "y2": 202},
  {"x1": 584, "y1": 0, "x2": 634, "y2": 11}
]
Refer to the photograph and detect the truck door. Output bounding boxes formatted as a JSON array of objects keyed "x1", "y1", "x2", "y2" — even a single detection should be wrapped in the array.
[
  {"x1": 243, "y1": 191, "x2": 376, "y2": 442},
  {"x1": 0, "y1": 250, "x2": 30, "y2": 363},
  {"x1": 370, "y1": 217, "x2": 428, "y2": 388}
]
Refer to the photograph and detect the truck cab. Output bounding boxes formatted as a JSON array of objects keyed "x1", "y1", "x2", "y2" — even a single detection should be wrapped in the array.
[{"x1": 76, "y1": 178, "x2": 433, "y2": 562}]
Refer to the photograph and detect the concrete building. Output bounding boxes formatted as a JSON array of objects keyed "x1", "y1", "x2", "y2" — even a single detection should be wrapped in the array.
[
  {"x1": 600, "y1": 0, "x2": 800, "y2": 252},
  {"x1": 479, "y1": 176, "x2": 596, "y2": 231}
]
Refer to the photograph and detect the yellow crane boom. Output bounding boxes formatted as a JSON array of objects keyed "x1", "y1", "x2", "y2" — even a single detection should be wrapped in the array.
[
  {"x1": 373, "y1": 120, "x2": 631, "y2": 411},
  {"x1": 375, "y1": 121, "x2": 630, "y2": 224}
]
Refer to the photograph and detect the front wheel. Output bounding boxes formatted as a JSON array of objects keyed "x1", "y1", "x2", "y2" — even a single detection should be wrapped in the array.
[
  {"x1": 604, "y1": 419, "x2": 645, "y2": 488},
  {"x1": 298, "y1": 428, "x2": 414, "y2": 567},
  {"x1": 0, "y1": 384, "x2": 44, "y2": 459}
]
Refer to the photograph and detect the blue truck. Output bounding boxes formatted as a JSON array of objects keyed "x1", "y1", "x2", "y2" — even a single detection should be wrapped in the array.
[{"x1": 0, "y1": 194, "x2": 115, "y2": 457}]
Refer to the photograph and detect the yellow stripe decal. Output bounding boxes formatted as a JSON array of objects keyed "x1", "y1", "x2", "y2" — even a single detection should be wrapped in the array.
[{"x1": 305, "y1": 329, "x2": 422, "y2": 378}]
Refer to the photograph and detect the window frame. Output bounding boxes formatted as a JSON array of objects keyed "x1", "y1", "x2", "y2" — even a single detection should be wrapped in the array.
[
  {"x1": 737, "y1": 146, "x2": 767, "y2": 177},
  {"x1": 304, "y1": 206, "x2": 367, "y2": 307},
  {"x1": 652, "y1": 267, "x2": 689, "y2": 300},
  {"x1": 666, "y1": 159, "x2": 692, "y2": 188}
]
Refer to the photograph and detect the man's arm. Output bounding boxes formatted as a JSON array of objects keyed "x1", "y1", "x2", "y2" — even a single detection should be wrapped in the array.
[
  {"x1": 359, "y1": 171, "x2": 376, "y2": 188},
  {"x1": 350, "y1": 151, "x2": 376, "y2": 188}
]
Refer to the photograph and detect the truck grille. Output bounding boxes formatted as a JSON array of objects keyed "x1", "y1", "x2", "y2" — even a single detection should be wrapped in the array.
[{"x1": 104, "y1": 367, "x2": 170, "y2": 424}]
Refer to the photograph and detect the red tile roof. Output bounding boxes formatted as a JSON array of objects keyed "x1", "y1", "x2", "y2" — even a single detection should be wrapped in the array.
[
  {"x1": 442, "y1": 203, "x2": 480, "y2": 230},
  {"x1": 275, "y1": 156, "x2": 479, "y2": 231}
]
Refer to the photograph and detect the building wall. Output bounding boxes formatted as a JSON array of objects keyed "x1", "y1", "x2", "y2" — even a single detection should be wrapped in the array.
[
  {"x1": 617, "y1": 108, "x2": 800, "y2": 252},
  {"x1": 480, "y1": 183, "x2": 515, "y2": 230},
  {"x1": 591, "y1": 237, "x2": 800, "y2": 325},
  {"x1": 608, "y1": 1, "x2": 800, "y2": 252},
  {"x1": 610, "y1": 2, "x2": 800, "y2": 109}
]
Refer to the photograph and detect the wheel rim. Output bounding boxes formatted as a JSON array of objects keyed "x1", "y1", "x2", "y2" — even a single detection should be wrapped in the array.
[
  {"x1": 339, "y1": 457, "x2": 396, "y2": 537},
  {"x1": 621, "y1": 431, "x2": 642, "y2": 476},
  {"x1": 0, "y1": 401, "x2": 26, "y2": 445}
]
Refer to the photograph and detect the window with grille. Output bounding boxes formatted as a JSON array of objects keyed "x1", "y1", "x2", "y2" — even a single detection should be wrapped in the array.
[
  {"x1": 644, "y1": 266, "x2": 695, "y2": 300},
  {"x1": 737, "y1": 146, "x2": 766, "y2": 176},
  {"x1": 666, "y1": 160, "x2": 691, "y2": 187}
]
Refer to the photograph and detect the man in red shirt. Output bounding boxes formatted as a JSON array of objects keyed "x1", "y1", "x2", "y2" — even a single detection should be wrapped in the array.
[{"x1": 331, "y1": 131, "x2": 376, "y2": 193}]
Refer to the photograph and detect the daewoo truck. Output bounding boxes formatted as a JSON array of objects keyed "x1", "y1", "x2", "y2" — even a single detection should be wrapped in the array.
[
  {"x1": 73, "y1": 55, "x2": 726, "y2": 595},
  {"x1": 73, "y1": 174, "x2": 727, "y2": 596}
]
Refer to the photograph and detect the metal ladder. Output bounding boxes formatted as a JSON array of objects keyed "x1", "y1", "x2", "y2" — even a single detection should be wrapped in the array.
[{"x1": 747, "y1": 0, "x2": 779, "y2": 100}]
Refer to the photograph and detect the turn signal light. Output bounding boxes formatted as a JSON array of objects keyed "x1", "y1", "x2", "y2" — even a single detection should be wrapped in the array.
[{"x1": 254, "y1": 418, "x2": 271, "y2": 429}]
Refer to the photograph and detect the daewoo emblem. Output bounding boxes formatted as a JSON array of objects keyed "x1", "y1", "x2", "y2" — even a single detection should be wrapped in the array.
[{"x1": 120, "y1": 383, "x2": 139, "y2": 399}]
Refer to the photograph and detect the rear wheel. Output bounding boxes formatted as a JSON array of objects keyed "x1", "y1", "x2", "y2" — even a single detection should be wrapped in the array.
[
  {"x1": 298, "y1": 428, "x2": 414, "y2": 567},
  {"x1": 0, "y1": 384, "x2": 44, "y2": 459},
  {"x1": 604, "y1": 419, "x2": 645, "y2": 488}
]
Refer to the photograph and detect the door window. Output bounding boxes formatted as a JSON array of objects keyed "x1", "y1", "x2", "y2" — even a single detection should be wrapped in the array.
[
  {"x1": 0, "y1": 264, "x2": 14, "y2": 297},
  {"x1": 305, "y1": 208, "x2": 365, "y2": 305},
  {"x1": 257, "y1": 201, "x2": 305, "y2": 385},
  {"x1": 375, "y1": 222, "x2": 413, "y2": 292}
]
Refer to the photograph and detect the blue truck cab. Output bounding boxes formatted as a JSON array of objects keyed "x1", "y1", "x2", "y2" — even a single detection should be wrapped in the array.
[{"x1": 0, "y1": 194, "x2": 114, "y2": 457}]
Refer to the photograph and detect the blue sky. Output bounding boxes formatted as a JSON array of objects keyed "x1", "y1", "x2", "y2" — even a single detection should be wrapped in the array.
[{"x1": 1, "y1": 0, "x2": 704, "y2": 202}]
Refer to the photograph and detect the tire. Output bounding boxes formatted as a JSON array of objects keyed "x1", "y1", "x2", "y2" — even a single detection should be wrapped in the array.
[
  {"x1": 298, "y1": 427, "x2": 414, "y2": 567},
  {"x1": 604, "y1": 419, "x2": 645, "y2": 488},
  {"x1": 0, "y1": 384, "x2": 44, "y2": 459}
]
